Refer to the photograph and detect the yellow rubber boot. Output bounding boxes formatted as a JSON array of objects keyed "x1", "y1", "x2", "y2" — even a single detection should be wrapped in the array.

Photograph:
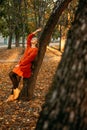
[
  {"x1": 6, "y1": 95, "x2": 14, "y2": 102},
  {"x1": 13, "y1": 88, "x2": 20, "y2": 100}
]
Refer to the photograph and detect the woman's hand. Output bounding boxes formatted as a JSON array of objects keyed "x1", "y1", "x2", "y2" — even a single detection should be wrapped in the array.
[
  {"x1": 33, "y1": 28, "x2": 42, "y2": 35},
  {"x1": 36, "y1": 28, "x2": 42, "y2": 32},
  {"x1": 15, "y1": 64, "x2": 19, "y2": 67}
]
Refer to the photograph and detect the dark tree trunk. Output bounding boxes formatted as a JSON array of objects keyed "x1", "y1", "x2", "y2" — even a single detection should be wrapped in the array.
[
  {"x1": 7, "y1": 33, "x2": 12, "y2": 49},
  {"x1": 19, "y1": 0, "x2": 72, "y2": 99},
  {"x1": 22, "y1": 23, "x2": 25, "y2": 48},
  {"x1": 15, "y1": 34, "x2": 20, "y2": 47},
  {"x1": 35, "y1": 0, "x2": 87, "y2": 130},
  {"x1": 22, "y1": 36, "x2": 25, "y2": 48}
]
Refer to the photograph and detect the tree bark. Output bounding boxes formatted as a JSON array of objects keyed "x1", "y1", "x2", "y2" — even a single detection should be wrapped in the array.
[
  {"x1": 22, "y1": 36, "x2": 25, "y2": 48},
  {"x1": 22, "y1": 23, "x2": 25, "y2": 48},
  {"x1": 35, "y1": 0, "x2": 87, "y2": 130},
  {"x1": 19, "y1": 0, "x2": 72, "y2": 99},
  {"x1": 7, "y1": 33, "x2": 12, "y2": 49},
  {"x1": 15, "y1": 33, "x2": 20, "y2": 47}
]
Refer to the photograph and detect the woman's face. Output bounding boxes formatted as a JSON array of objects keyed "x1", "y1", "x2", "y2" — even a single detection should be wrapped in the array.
[{"x1": 31, "y1": 38, "x2": 38, "y2": 45}]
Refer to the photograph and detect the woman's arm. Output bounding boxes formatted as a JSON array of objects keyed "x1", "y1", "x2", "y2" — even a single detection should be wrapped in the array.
[
  {"x1": 27, "y1": 33, "x2": 35, "y2": 47},
  {"x1": 32, "y1": 28, "x2": 42, "y2": 35},
  {"x1": 27, "y1": 28, "x2": 42, "y2": 47}
]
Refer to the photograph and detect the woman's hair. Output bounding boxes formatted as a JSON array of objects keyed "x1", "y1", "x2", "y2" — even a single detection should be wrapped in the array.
[
  {"x1": 32, "y1": 37, "x2": 39, "y2": 48},
  {"x1": 32, "y1": 37, "x2": 38, "y2": 41}
]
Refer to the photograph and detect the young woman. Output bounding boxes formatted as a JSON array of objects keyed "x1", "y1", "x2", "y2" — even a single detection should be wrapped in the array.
[{"x1": 7, "y1": 28, "x2": 42, "y2": 102}]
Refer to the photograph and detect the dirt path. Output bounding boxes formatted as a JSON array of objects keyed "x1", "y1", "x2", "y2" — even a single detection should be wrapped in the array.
[{"x1": 0, "y1": 47, "x2": 62, "y2": 130}]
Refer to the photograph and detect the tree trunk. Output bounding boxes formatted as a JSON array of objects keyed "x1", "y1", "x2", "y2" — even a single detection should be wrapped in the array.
[
  {"x1": 19, "y1": 0, "x2": 72, "y2": 99},
  {"x1": 7, "y1": 33, "x2": 12, "y2": 49},
  {"x1": 15, "y1": 34, "x2": 20, "y2": 47},
  {"x1": 35, "y1": 0, "x2": 87, "y2": 130},
  {"x1": 22, "y1": 23, "x2": 25, "y2": 48},
  {"x1": 22, "y1": 36, "x2": 25, "y2": 48}
]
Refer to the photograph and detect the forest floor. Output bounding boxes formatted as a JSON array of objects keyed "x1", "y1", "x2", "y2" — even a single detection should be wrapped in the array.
[{"x1": 0, "y1": 47, "x2": 62, "y2": 130}]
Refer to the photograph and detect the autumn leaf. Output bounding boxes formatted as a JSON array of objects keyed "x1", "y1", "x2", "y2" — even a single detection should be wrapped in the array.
[{"x1": 0, "y1": 47, "x2": 62, "y2": 129}]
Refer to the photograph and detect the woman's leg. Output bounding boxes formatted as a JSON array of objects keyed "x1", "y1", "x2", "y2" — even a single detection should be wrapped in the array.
[
  {"x1": 7, "y1": 71, "x2": 21, "y2": 101},
  {"x1": 9, "y1": 71, "x2": 21, "y2": 91}
]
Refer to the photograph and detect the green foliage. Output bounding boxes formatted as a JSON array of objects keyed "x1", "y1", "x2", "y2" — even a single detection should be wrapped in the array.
[
  {"x1": 0, "y1": 0, "x2": 79, "y2": 41},
  {"x1": 60, "y1": 0, "x2": 78, "y2": 26},
  {"x1": 0, "y1": 0, "x2": 29, "y2": 37},
  {"x1": 0, "y1": 18, "x2": 9, "y2": 37},
  {"x1": 53, "y1": 0, "x2": 79, "y2": 39},
  {"x1": 27, "y1": 0, "x2": 55, "y2": 32}
]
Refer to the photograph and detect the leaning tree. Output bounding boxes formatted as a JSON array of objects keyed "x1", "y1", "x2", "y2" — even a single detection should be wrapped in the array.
[
  {"x1": 35, "y1": 0, "x2": 87, "y2": 129},
  {"x1": 20, "y1": 0, "x2": 72, "y2": 100}
]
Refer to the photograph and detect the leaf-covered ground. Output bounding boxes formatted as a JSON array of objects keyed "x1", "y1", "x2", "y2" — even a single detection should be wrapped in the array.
[{"x1": 0, "y1": 47, "x2": 62, "y2": 130}]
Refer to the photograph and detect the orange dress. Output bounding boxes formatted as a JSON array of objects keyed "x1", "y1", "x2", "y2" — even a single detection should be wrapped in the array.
[{"x1": 13, "y1": 33, "x2": 38, "y2": 78}]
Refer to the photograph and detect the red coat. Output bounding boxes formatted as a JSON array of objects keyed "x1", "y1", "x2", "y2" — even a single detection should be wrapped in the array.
[{"x1": 13, "y1": 33, "x2": 38, "y2": 78}]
